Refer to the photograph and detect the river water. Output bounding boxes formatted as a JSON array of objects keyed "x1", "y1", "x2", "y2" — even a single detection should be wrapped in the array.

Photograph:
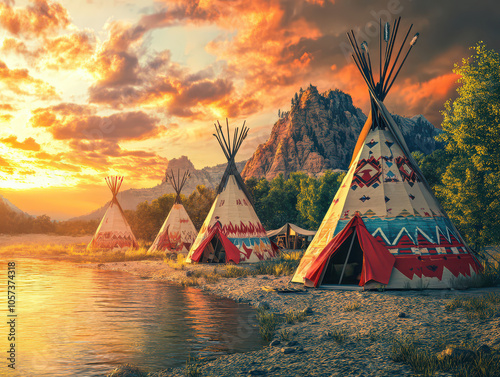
[{"x1": 0, "y1": 258, "x2": 265, "y2": 376}]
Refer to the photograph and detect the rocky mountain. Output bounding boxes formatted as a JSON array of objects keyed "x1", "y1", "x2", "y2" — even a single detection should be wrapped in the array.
[
  {"x1": 72, "y1": 157, "x2": 246, "y2": 221},
  {"x1": 241, "y1": 85, "x2": 442, "y2": 180}
]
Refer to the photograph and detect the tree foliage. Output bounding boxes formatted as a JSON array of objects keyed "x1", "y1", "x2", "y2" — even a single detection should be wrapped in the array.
[{"x1": 435, "y1": 42, "x2": 500, "y2": 250}]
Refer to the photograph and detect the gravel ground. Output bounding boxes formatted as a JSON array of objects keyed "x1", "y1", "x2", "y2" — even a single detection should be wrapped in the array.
[{"x1": 84, "y1": 260, "x2": 500, "y2": 377}]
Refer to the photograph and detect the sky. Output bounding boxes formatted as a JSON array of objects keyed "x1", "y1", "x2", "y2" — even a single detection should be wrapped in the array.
[{"x1": 0, "y1": 0, "x2": 498, "y2": 219}]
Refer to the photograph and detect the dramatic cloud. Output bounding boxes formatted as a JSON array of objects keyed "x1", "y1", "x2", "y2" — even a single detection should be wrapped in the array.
[
  {"x1": 30, "y1": 103, "x2": 163, "y2": 141},
  {"x1": 0, "y1": 135, "x2": 41, "y2": 151},
  {"x1": 0, "y1": 0, "x2": 70, "y2": 38}
]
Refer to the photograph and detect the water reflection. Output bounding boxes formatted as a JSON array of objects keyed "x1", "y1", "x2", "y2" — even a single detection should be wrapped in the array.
[{"x1": 0, "y1": 259, "x2": 265, "y2": 376}]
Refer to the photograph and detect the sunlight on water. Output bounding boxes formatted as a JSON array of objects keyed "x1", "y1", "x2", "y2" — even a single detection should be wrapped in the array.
[{"x1": 0, "y1": 259, "x2": 265, "y2": 376}]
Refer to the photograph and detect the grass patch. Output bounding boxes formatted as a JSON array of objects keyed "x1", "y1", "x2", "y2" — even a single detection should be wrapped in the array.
[
  {"x1": 391, "y1": 337, "x2": 438, "y2": 376},
  {"x1": 444, "y1": 294, "x2": 500, "y2": 320},
  {"x1": 256, "y1": 308, "x2": 280, "y2": 341},
  {"x1": 220, "y1": 265, "x2": 254, "y2": 278},
  {"x1": 326, "y1": 327, "x2": 348, "y2": 344},
  {"x1": 180, "y1": 277, "x2": 199, "y2": 287},
  {"x1": 164, "y1": 254, "x2": 187, "y2": 270},
  {"x1": 449, "y1": 262, "x2": 500, "y2": 289},
  {"x1": 184, "y1": 355, "x2": 203, "y2": 377},
  {"x1": 283, "y1": 310, "x2": 307, "y2": 324},
  {"x1": 343, "y1": 302, "x2": 361, "y2": 312},
  {"x1": 203, "y1": 273, "x2": 220, "y2": 284},
  {"x1": 0, "y1": 240, "x2": 168, "y2": 263},
  {"x1": 107, "y1": 364, "x2": 149, "y2": 377},
  {"x1": 253, "y1": 250, "x2": 304, "y2": 276},
  {"x1": 391, "y1": 336, "x2": 500, "y2": 377}
]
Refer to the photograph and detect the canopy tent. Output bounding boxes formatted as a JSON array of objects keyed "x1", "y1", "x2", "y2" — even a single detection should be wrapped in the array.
[
  {"x1": 148, "y1": 169, "x2": 198, "y2": 254},
  {"x1": 267, "y1": 223, "x2": 316, "y2": 249},
  {"x1": 292, "y1": 18, "x2": 481, "y2": 289},
  {"x1": 187, "y1": 120, "x2": 278, "y2": 264},
  {"x1": 87, "y1": 176, "x2": 138, "y2": 250}
]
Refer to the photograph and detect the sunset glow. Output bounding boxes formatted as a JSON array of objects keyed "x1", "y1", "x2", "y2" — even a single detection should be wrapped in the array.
[{"x1": 0, "y1": 0, "x2": 497, "y2": 218}]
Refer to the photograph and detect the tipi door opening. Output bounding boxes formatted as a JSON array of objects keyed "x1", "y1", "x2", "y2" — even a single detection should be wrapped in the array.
[
  {"x1": 320, "y1": 232, "x2": 364, "y2": 286},
  {"x1": 201, "y1": 235, "x2": 226, "y2": 263}
]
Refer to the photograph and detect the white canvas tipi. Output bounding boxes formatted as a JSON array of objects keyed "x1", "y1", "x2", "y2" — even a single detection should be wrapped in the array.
[
  {"x1": 292, "y1": 18, "x2": 481, "y2": 289},
  {"x1": 87, "y1": 176, "x2": 138, "y2": 250},
  {"x1": 148, "y1": 170, "x2": 197, "y2": 254},
  {"x1": 186, "y1": 120, "x2": 278, "y2": 264}
]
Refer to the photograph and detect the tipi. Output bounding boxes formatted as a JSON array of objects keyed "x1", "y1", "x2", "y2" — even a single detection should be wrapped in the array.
[
  {"x1": 148, "y1": 169, "x2": 198, "y2": 254},
  {"x1": 292, "y1": 18, "x2": 481, "y2": 289},
  {"x1": 186, "y1": 120, "x2": 278, "y2": 264},
  {"x1": 87, "y1": 176, "x2": 138, "y2": 250}
]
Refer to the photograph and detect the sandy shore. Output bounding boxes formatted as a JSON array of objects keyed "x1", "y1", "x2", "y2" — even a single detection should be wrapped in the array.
[{"x1": 82, "y1": 260, "x2": 500, "y2": 377}]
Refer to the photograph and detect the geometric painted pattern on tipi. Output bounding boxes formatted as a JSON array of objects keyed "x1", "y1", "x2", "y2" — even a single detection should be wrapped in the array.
[
  {"x1": 149, "y1": 204, "x2": 197, "y2": 254},
  {"x1": 187, "y1": 120, "x2": 277, "y2": 263},
  {"x1": 187, "y1": 175, "x2": 276, "y2": 263},
  {"x1": 292, "y1": 18, "x2": 481, "y2": 288},
  {"x1": 149, "y1": 170, "x2": 198, "y2": 254},
  {"x1": 87, "y1": 176, "x2": 138, "y2": 250}
]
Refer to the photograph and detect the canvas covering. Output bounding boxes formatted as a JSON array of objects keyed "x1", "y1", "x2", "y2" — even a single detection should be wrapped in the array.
[
  {"x1": 148, "y1": 204, "x2": 197, "y2": 254},
  {"x1": 88, "y1": 198, "x2": 138, "y2": 250},
  {"x1": 293, "y1": 111, "x2": 481, "y2": 288},
  {"x1": 187, "y1": 175, "x2": 277, "y2": 263},
  {"x1": 267, "y1": 223, "x2": 317, "y2": 238}
]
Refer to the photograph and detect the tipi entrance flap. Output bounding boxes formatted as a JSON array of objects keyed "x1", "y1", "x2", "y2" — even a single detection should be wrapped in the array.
[
  {"x1": 304, "y1": 215, "x2": 395, "y2": 287},
  {"x1": 189, "y1": 224, "x2": 241, "y2": 264}
]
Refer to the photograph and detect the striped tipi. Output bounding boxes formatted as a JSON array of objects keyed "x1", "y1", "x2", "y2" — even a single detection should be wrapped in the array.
[
  {"x1": 292, "y1": 18, "x2": 481, "y2": 289},
  {"x1": 148, "y1": 169, "x2": 197, "y2": 254},
  {"x1": 87, "y1": 176, "x2": 138, "y2": 250},
  {"x1": 186, "y1": 120, "x2": 278, "y2": 264}
]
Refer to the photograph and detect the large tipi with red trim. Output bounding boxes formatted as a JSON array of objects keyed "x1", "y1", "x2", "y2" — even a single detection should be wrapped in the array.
[
  {"x1": 87, "y1": 176, "x2": 138, "y2": 250},
  {"x1": 148, "y1": 170, "x2": 197, "y2": 254},
  {"x1": 186, "y1": 120, "x2": 278, "y2": 264},
  {"x1": 292, "y1": 18, "x2": 481, "y2": 289}
]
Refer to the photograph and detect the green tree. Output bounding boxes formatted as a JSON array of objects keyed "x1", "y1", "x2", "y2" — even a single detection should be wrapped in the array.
[{"x1": 438, "y1": 42, "x2": 500, "y2": 250}]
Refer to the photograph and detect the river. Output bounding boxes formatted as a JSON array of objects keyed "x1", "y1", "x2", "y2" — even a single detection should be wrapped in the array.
[{"x1": 0, "y1": 258, "x2": 265, "y2": 376}]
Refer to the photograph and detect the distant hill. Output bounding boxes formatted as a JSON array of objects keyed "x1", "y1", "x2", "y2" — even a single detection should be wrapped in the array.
[
  {"x1": 71, "y1": 157, "x2": 246, "y2": 221},
  {"x1": 0, "y1": 194, "x2": 31, "y2": 217},
  {"x1": 241, "y1": 85, "x2": 442, "y2": 180}
]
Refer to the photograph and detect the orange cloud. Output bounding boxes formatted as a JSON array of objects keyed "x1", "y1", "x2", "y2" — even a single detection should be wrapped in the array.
[
  {"x1": 0, "y1": 0, "x2": 70, "y2": 38},
  {"x1": 0, "y1": 60, "x2": 59, "y2": 99},
  {"x1": 30, "y1": 104, "x2": 162, "y2": 141},
  {"x1": 0, "y1": 135, "x2": 41, "y2": 151}
]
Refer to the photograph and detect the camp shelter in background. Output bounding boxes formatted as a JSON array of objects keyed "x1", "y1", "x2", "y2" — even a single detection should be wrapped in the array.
[
  {"x1": 292, "y1": 18, "x2": 482, "y2": 289},
  {"x1": 88, "y1": 176, "x2": 138, "y2": 250},
  {"x1": 186, "y1": 120, "x2": 278, "y2": 264},
  {"x1": 148, "y1": 169, "x2": 198, "y2": 254},
  {"x1": 267, "y1": 223, "x2": 316, "y2": 250}
]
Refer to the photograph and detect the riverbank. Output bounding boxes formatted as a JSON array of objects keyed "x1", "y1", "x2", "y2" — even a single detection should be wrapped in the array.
[{"x1": 87, "y1": 260, "x2": 500, "y2": 377}]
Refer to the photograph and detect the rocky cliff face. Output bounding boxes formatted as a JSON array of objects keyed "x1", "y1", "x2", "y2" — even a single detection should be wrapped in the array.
[
  {"x1": 241, "y1": 85, "x2": 442, "y2": 180},
  {"x1": 72, "y1": 157, "x2": 246, "y2": 221}
]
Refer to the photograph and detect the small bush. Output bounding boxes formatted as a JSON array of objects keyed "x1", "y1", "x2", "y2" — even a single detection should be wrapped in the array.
[{"x1": 343, "y1": 302, "x2": 361, "y2": 312}]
